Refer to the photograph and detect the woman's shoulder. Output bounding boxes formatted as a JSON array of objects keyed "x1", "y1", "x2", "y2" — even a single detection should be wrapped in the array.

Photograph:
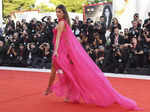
[
  {"x1": 55, "y1": 19, "x2": 67, "y2": 31},
  {"x1": 58, "y1": 20, "x2": 65, "y2": 29},
  {"x1": 58, "y1": 19, "x2": 67, "y2": 28}
]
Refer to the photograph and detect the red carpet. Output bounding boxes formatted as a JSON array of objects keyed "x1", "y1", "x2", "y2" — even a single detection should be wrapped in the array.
[{"x1": 0, "y1": 69, "x2": 149, "y2": 112}]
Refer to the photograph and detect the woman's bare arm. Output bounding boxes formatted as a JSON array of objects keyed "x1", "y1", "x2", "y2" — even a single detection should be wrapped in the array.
[{"x1": 54, "y1": 21, "x2": 65, "y2": 56}]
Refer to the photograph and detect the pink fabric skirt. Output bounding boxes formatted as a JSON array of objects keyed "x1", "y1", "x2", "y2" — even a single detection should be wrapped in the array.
[{"x1": 50, "y1": 20, "x2": 141, "y2": 111}]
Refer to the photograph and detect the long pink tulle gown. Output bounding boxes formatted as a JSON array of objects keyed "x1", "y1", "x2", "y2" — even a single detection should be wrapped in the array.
[{"x1": 51, "y1": 19, "x2": 140, "y2": 110}]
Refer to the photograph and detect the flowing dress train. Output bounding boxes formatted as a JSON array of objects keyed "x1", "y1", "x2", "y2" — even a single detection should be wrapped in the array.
[{"x1": 51, "y1": 19, "x2": 140, "y2": 110}]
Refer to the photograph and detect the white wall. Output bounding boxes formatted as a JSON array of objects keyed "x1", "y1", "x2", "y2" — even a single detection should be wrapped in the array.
[
  {"x1": 12, "y1": 11, "x2": 83, "y2": 24},
  {"x1": 113, "y1": 0, "x2": 136, "y2": 29},
  {"x1": 136, "y1": 0, "x2": 150, "y2": 21},
  {"x1": 113, "y1": 0, "x2": 150, "y2": 29}
]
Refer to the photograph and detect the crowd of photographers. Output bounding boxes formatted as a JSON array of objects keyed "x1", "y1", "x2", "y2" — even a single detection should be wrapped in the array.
[
  {"x1": 72, "y1": 13, "x2": 150, "y2": 73},
  {"x1": 0, "y1": 16, "x2": 55, "y2": 69},
  {"x1": 0, "y1": 12, "x2": 150, "y2": 73}
]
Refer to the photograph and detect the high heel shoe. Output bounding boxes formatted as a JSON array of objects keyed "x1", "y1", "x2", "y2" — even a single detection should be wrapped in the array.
[{"x1": 44, "y1": 88, "x2": 52, "y2": 96}]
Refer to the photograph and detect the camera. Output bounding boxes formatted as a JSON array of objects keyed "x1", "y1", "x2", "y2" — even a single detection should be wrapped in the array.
[
  {"x1": 86, "y1": 18, "x2": 93, "y2": 23},
  {"x1": 72, "y1": 18, "x2": 75, "y2": 22},
  {"x1": 47, "y1": 16, "x2": 51, "y2": 21},
  {"x1": 112, "y1": 45, "x2": 120, "y2": 52},
  {"x1": 54, "y1": 19, "x2": 58, "y2": 24},
  {"x1": 114, "y1": 47, "x2": 120, "y2": 52},
  {"x1": 40, "y1": 43, "x2": 48, "y2": 50},
  {"x1": 10, "y1": 43, "x2": 15, "y2": 48}
]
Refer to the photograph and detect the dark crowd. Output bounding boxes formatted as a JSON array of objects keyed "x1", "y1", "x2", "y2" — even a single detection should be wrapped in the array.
[
  {"x1": 72, "y1": 13, "x2": 150, "y2": 74},
  {"x1": 0, "y1": 13, "x2": 150, "y2": 74},
  {"x1": 0, "y1": 16, "x2": 55, "y2": 69}
]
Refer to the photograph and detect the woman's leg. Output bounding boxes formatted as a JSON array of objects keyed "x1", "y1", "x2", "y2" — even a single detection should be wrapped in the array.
[{"x1": 44, "y1": 64, "x2": 56, "y2": 95}]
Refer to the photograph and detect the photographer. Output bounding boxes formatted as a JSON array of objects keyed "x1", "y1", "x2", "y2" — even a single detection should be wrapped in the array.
[
  {"x1": 85, "y1": 44, "x2": 94, "y2": 60},
  {"x1": 15, "y1": 43, "x2": 28, "y2": 67},
  {"x1": 39, "y1": 43, "x2": 52, "y2": 68},
  {"x1": 109, "y1": 27, "x2": 125, "y2": 73},
  {"x1": 133, "y1": 13, "x2": 142, "y2": 29},
  {"x1": 40, "y1": 22, "x2": 49, "y2": 43},
  {"x1": 15, "y1": 21, "x2": 23, "y2": 33},
  {"x1": 42, "y1": 16, "x2": 55, "y2": 28},
  {"x1": 141, "y1": 29, "x2": 150, "y2": 66},
  {"x1": 31, "y1": 32, "x2": 44, "y2": 46},
  {"x1": 28, "y1": 18, "x2": 37, "y2": 36},
  {"x1": 6, "y1": 16, "x2": 15, "y2": 28},
  {"x1": 4, "y1": 16, "x2": 15, "y2": 36},
  {"x1": 0, "y1": 41, "x2": 7, "y2": 66},
  {"x1": 113, "y1": 45, "x2": 125, "y2": 73},
  {"x1": 97, "y1": 16, "x2": 106, "y2": 28},
  {"x1": 94, "y1": 17, "x2": 106, "y2": 45},
  {"x1": 26, "y1": 42, "x2": 41, "y2": 67},
  {"x1": 88, "y1": 39, "x2": 98, "y2": 61},
  {"x1": 110, "y1": 27, "x2": 124, "y2": 47},
  {"x1": 98, "y1": 16, "x2": 106, "y2": 45},
  {"x1": 5, "y1": 43, "x2": 17, "y2": 66},
  {"x1": 27, "y1": 42, "x2": 52, "y2": 68},
  {"x1": 42, "y1": 16, "x2": 55, "y2": 47},
  {"x1": 22, "y1": 23, "x2": 29, "y2": 33},
  {"x1": 143, "y1": 12, "x2": 150, "y2": 31},
  {"x1": 6, "y1": 32, "x2": 21, "y2": 49},
  {"x1": 72, "y1": 16, "x2": 83, "y2": 37},
  {"x1": 12, "y1": 32, "x2": 21, "y2": 47},
  {"x1": 125, "y1": 37, "x2": 144, "y2": 69},
  {"x1": 94, "y1": 47, "x2": 104, "y2": 69},
  {"x1": 79, "y1": 31, "x2": 88, "y2": 48},
  {"x1": 5, "y1": 25, "x2": 14, "y2": 36},
  {"x1": 20, "y1": 30, "x2": 32, "y2": 46},
  {"x1": 81, "y1": 18, "x2": 94, "y2": 36},
  {"x1": 129, "y1": 20, "x2": 142, "y2": 40},
  {"x1": 85, "y1": 18, "x2": 94, "y2": 44},
  {"x1": 123, "y1": 28, "x2": 130, "y2": 43}
]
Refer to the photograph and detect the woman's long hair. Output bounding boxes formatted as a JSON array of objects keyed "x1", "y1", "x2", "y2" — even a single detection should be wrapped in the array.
[{"x1": 56, "y1": 4, "x2": 71, "y2": 26}]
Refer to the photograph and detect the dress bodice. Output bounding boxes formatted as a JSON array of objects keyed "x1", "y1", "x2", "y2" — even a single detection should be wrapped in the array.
[{"x1": 52, "y1": 19, "x2": 66, "y2": 45}]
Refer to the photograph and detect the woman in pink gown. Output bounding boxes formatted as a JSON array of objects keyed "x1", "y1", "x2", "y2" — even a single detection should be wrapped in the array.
[{"x1": 45, "y1": 4, "x2": 141, "y2": 110}]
